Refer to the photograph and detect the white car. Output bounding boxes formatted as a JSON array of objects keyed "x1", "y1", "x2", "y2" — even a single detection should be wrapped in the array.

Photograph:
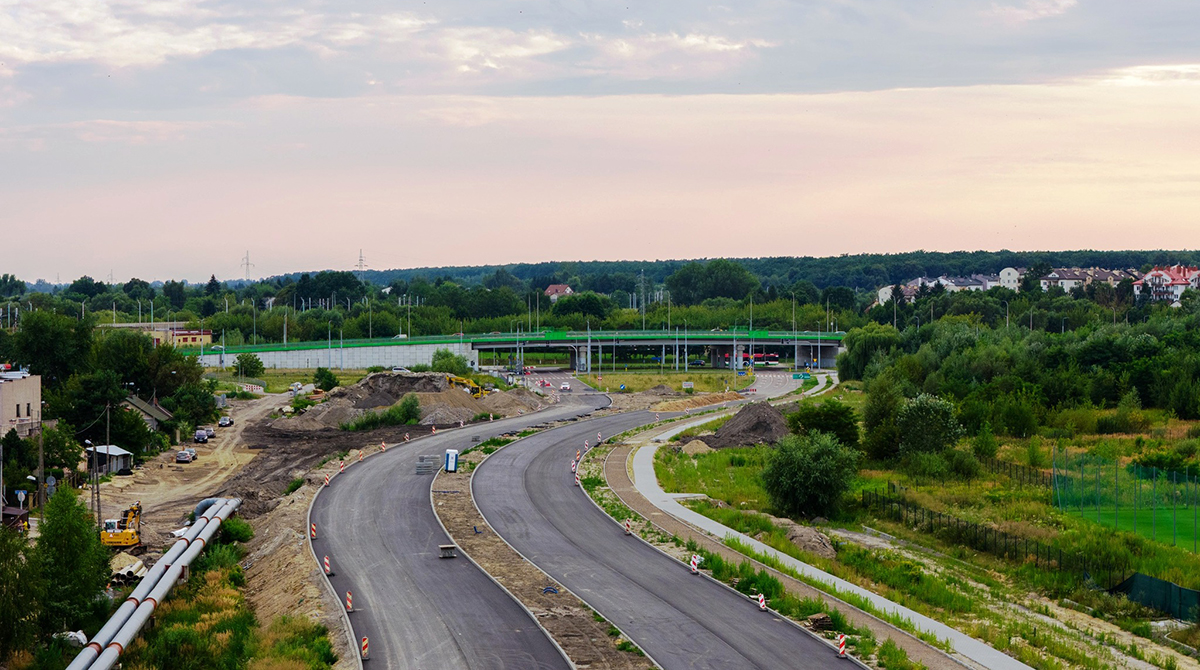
[{"x1": 560, "y1": 382, "x2": 571, "y2": 392}]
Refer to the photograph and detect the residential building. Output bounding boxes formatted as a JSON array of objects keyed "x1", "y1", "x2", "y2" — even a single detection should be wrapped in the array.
[
  {"x1": 1134, "y1": 265, "x2": 1200, "y2": 303},
  {"x1": 544, "y1": 284, "x2": 574, "y2": 303},
  {"x1": 972, "y1": 274, "x2": 1003, "y2": 290},
  {"x1": 943, "y1": 277, "x2": 985, "y2": 293},
  {"x1": 0, "y1": 370, "x2": 41, "y2": 438},
  {"x1": 877, "y1": 285, "x2": 918, "y2": 305},
  {"x1": 999, "y1": 267, "x2": 1024, "y2": 291},
  {"x1": 1040, "y1": 267, "x2": 1139, "y2": 292},
  {"x1": 122, "y1": 395, "x2": 174, "y2": 431},
  {"x1": 151, "y1": 328, "x2": 213, "y2": 347}
]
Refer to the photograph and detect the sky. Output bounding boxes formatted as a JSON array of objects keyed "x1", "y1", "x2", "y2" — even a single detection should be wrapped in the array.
[{"x1": 2, "y1": 0, "x2": 1199, "y2": 283}]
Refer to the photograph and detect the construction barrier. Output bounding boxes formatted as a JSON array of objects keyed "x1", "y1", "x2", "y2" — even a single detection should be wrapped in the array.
[
  {"x1": 757, "y1": 593, "x2": 766, "y2": 611},
  {"x1": 339, "y1": 460, "x2": 345, "y2": 473},
  {"x1": 346, "y1": 591, "x2": 353, "y2": 612},
  {"x1": 838, "y1": 634, "x2": 847, "y2": 657},
  {"x1": 361, "y1": 637, "x2": 369, "y2": 661},
  {"x1": 324, "y1": 555, "x2": 332, "y2": 575},
  {"x1": 310, "y1": 523, "x2": 317, "y2": 540},
  {"x1": 574, "y1": 472, "x2": 580, "y2": 487},
  {"x1": 380, "y1": 440, "x2": 386, "y2": 452},
  {"x1": 324, "y1": 475, "x2": 330, "y2": 487},
  {"x1": 690, "y1": 554, "x2": 701, "y2": 575},
  {"x1": 405, "y1": 433, "x2": 410, "y2": 442},
  {"x1": 624, "y1": 519, "x2": 632, "y2": 535},
  {"x1": 358, "y1": 451, "x2": 363, "y2": 462}
]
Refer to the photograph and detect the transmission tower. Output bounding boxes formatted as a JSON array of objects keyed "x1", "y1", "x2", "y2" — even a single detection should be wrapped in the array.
[
  {"x1": 241, "y1": 251, "x2": 255, "y2": 281},
  {"x1": 356, "y1": 249, "x2": 368, "y2": 281}
]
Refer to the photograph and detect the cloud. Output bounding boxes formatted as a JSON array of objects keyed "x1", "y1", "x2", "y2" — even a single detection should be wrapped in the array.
[
  {"x1": 0, "y1": 1, "x2": 432, "y2": 68},
  {"x1": 430, "y1": 27, "x2": 571, "y2": 74},
  {"x1": 0, "y1": 119, "x2": 228, "y2": 145},
  {"x1": 582, "y1": 31, "x2": 774, "y2": 79},
  {"x1": 1099, "y1": 64, "x2": 1200, "y2": 86},
  {"x1": 988, "y1": 0, "x2": 1078, "y2": 23}
]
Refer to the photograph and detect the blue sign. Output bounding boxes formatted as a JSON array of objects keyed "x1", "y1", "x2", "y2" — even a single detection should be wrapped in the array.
[
  {"x1": 619, "y1": 384, "x2": 626, "y2": 391},
  {"x1": 737, "y1": 371, "x2": 747, "y2": 376}
]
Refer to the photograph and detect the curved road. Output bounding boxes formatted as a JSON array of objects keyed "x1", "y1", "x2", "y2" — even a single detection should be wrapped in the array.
[
  {"x1": 474, "y1": 372, "x2": 842, "y2": 669},
  {"x1": 311, "y1": 391, "x2": 607, "y2": 670}
]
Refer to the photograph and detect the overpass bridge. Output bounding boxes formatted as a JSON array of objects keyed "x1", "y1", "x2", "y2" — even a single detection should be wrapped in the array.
[{"x1": 192, "y1": 329, "x2": 844, "y2": 371}]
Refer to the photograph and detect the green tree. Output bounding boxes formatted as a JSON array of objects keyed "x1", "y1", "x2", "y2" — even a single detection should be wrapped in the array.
[
  {"x1": 837, "y1": 322, "x2": 900, "y2": 381},
  {"x1": 972, "y1": 422, "x2": 998, "y2": 460},
  {"x1": 396, "y1": 394, "x2": 421, "y2": 424},
  {"x1": 12, "y1": 310, "x2": 95, "y2": 387},
  {"x1": 234, "y1": 353, "x2": 265, "y2": 378},
  {"x1": 0, "y1": 527, "x2": 41, "y2": 658},
  {"x1": 205, "y1": 274, "x2": 221, "y2": 296},
  {"x1": 762, "y1": 432, "x2": 859, "y2": 518},
  {"x1": 314, "y1": 367, "x2": 339, "y2": 392},
  {"x1": 164, "y1": 383, "x2": 218, "y2": 428},
  {"x1": 37, "y1": 488, "x2": 110, "y2": 634},
  {"x1": 862, "y1": 372, "x2": 905, "y2": 460},
  {"x1": 550, "y1": 292, "x2": 615, "y2": 320},
  {"x1": 896, "y1": 394, "x2": 964, "y2": 456},
  {"x1": 786, "y1": 399, "x2": 859, "y2": 448},
  {"x1": 430, "y1": 349, "x2": 471, "y2": 376}
]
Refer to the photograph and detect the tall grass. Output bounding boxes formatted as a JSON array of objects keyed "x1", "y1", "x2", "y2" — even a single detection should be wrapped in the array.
[
  {"x1": 340, "y1": 395, "x2": 420, "y2": 431},
  {"x1": 670, "y1": 416, "x2": 732, "y2": 442},
  {"x1": 655, "y1": 446, "x2": 771, "y2": 508}
]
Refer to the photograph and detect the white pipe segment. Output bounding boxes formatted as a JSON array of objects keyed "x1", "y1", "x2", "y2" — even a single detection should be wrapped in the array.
[{"x1": 68, "y1": 498, "x2": 240, "y2": 670}]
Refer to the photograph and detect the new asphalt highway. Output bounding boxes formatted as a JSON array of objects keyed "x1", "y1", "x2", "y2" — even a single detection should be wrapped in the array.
[
  {"x1": 310, "y1": 390, "x2": 608, "y2": 670},
  {"x1": 474, "y1": 373, "x2": 843, "y2": 670}
]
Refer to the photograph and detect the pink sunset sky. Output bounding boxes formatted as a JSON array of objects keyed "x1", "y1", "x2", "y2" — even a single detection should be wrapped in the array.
[{"x1": 1, "y1": 0, "x2": 1198, "y2": 282}]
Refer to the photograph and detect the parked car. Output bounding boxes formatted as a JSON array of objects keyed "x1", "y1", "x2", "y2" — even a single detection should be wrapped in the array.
[
  {"x1": 218, "y1": 416, "x2": 233, "y2": 427},
  {"x1": 184, "y1": 447, "x2": 198, "y2": 461},
  {"x1": 193, "y1": 429, "x2": 208, "y2": 444},
  {"x1": 560, "y1": 382, "x2": 572, "y2": 392},
  {"x1": 204, "y1": 426, "x2": 215, "y2": 438},
  {"x1": 175, "y1": 451, "x2": 193, "y2": 463},
  {"x1": 391, "y1": 366, "x2": 410, "y2": 373}
]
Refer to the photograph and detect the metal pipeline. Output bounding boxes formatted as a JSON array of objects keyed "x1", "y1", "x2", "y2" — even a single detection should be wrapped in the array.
[{"x1": 67, "y1": 498, "x2": 241, "y2": 670}]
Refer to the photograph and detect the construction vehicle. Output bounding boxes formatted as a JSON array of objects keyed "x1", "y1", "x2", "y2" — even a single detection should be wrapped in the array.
[
  {"x1": 449, "y1": 376, "x2": 488, "y2": 399},
  {"x1": 101, "y1": 502, "x2": 143, "y2": 554}
]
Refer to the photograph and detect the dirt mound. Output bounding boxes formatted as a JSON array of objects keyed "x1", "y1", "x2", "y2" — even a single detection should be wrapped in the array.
[
  {"x1": 697, "y1": 401, "x2": 788, "y2": 449},
  {"x1": 681, "y1": 439, "x2": 714, "y2": 456},
  {"x1": 342, "y1": 372, "x2": 449, "y2": 409},
  {"x1": 643, "y1": 384, "x2": 677, "y2": 396},
  {"x1": 755, "y1": 512, "x2": 836, "y2": 559},
  {"x1": 480, "y1": 387, "x2": 542, "y2": 415}
]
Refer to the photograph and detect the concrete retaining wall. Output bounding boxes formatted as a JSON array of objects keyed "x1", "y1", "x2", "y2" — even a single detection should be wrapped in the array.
[{"x1": 197, "y1": 342, "x2": 478, "y2": 370}]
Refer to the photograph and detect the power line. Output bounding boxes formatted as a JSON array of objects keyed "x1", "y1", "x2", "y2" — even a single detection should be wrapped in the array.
[{"x1": 241, "y1": 251, "x2": 255, "y2": 281}]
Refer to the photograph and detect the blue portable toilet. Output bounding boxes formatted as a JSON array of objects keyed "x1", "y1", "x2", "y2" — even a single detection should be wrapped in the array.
[{"x1": 444, "y1": 449, "x2": 459, "y2": 473}]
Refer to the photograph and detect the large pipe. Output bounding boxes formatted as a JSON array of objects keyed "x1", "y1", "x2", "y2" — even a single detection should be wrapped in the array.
[{"x1": 68, "y1": 499, "x2": 240, "y2": 670}]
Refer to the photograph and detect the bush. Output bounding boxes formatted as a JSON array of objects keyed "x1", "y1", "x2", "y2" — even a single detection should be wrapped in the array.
[
  {"x1": 284, "y1": 478, "x2": 304, "y2": 495},
  {"x1": 786, "y1": 399, "x2": 859, "y2": 448},
  {"x1": 431, "y1": 348, "x2": 471, "y2": 376},
  {"x1": 972, "y1": 422, "x2": 998, "y2": 460},
  {"x1": 1026, "y1": 438, "x2": 1047, "y2": 468},
  {"x1": 944, "y1": 449, "x2": 982, "y2": 479},
  {"x1": 341, "y1": 394, "x2": 421, "y2": 431},
  {"x1": 313, "y1": 367, "x2": 339, "y2": 392},
  {"x1": 896, "y1": 394, "x2": 963, "y2": 456},
  {"x1": 863, "y1": 372, "x2": 905, "y2": 460},
  {"x1": 1188, "y1": 425, "x2": 1200, "y2": 440},
  {"x1": 219, "y1": 517, "x2": 255, "y2": 544},
  {"x1": 762, "y1": 432, "x2": 859, "y2": 518},
  {"x1": 234, "y1": 353, "x2": 265, "y2": 378},
  {"x1": 901, "y1": 452, "x2": 948, "y2": 481},
  {"x1": 471, "y1": 412, "x2": 497, "y2": 422}
]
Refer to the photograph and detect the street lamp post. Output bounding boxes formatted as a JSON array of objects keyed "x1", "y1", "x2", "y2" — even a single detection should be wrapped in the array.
[{"x1": 1002, "y1": 300, "x2": 1010, "y2": 330}]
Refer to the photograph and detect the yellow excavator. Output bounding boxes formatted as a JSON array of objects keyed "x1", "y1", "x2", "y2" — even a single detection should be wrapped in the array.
[
  {"x1": 101, "y1": 502, "x2": 143, "y2": 553},
  {"x1": 449, "y1": 376, "x2": 489, "y2": 399}
]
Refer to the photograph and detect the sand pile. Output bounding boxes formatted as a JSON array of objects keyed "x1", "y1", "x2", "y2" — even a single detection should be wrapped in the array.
[
  {"x1": 415, "y1": 389, "x2": 478, "y2": 425},
  {"x1": 681, "y1": 439, "x2": 714, "y2": 456},
  {"x1": 480, "y1": 387, "x2": 542, "y2": 415},
  {"x1": 692, "y1": 401, "x2": 788, "y2": 449},
  {"x1": 287, "y1": 372, "x2": 452, "y2": 430}
]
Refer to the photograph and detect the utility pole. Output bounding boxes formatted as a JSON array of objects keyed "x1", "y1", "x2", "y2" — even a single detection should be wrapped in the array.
[{"x1": 355, "y1": 249, "x2": 368, "y2": 282}]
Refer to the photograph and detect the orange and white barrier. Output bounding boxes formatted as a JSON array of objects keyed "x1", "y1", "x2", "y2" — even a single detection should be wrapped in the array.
[
  {"x1": 324, "y1": 475, "x2": 330, "y2": 487},
  {"x1": 310, "y1": 523, "x2": 317, "y2": 540},
  {"x1": 380, "y1": 440, "x2": 386, "y2": 452},
  {"x1": 346, "y1": 591, "x2": 354, "y2": 612},
  {"x1": 757, "y1": 594, "x2": 767, "y2": 611},
  {"x1": 361, "y1": 637, "x2": 369, "y2": 661},
  {"x1": 359, "y1": 451, "x2": 364, "y2": 462},
  {"x1": 323, "y1": 555, "x2": 332, "y2": 575},
  {"x1": 432, "y1": 425, "x2": 437, "y2": 434},
  {"x1": 574, "y1": 472, "x2": 580, "y2": 487}
]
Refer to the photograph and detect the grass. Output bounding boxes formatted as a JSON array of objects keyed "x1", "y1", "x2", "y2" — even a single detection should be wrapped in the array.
[
  {"x1": 122, "y1": 534, "x2": 337, "y2": 670},
  {"x1": 581, "y1": 370, "x2": 754, "y2": 394},
  {"x1": 339, "y1": 398, "x2": 420, "y2": 431},
  {"x1": 669, "y1": 415, "x2": 733, "y2": 442},
  {"x1": 877, "y1": 638, "x2": 925, "y2": 670},
  {"x1": 1062, "y1": 505, "x2": 1200, "y2": 551},
  {"x1": 284, "y1": 478, "x2": 304, "y2": 495},
  {"x1": 207, "y1": 368, "x2": 372, "y2": 394},
  {"x1": 655, "y1": 445, "x2": 772, "y2": 508}
]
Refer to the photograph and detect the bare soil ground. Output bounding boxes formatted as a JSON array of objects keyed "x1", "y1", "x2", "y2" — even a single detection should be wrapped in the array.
[
  {"x1": 651, "y1": 391, "x2": 744, "y2": 412},
  {"x1": 433, "y1": 451, "x2": 655, "y2": 670}
]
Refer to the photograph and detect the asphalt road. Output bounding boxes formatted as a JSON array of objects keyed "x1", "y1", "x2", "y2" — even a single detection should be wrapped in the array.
[
  {"x1": 474, "y1": 374, "x2": 842, "y2": 670},
  {"x1": 310, "y1": 392, "x2": 608, "y2": 670}
]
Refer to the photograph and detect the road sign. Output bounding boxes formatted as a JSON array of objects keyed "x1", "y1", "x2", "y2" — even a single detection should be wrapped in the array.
[
  {"x1": 681, "y1": 381, "x2": 694, "y2": 389},
  {"x1": 802, "y1": 373, "x2": 811, "y2": 379},
  {"x1": 792, "y1": 373, "x2": 802, "y2": 379},
  {"x1": 619, "y1": 384, "x2": 626, "y2": 391},
  {"x1": 737, "y1": 371, "x2": 747, "y2": 376},
  {"x1": 15, "y1": 490, "x2": 26, "y2": 504}
]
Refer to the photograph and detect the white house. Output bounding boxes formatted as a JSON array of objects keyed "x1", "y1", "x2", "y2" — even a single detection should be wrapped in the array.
[
  {"x1": 999, "y1": 267, "x2": 1024, "y2": 291},
  {"x1": 1134, "y1": 266, "x2": 1200, "y2": 303}
]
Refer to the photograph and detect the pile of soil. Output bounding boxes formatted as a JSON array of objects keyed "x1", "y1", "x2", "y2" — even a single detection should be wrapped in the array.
[
  {"x1": 681, "y1": 439, "x2": 714, "y2": 456},
  {"x1": 479, "y1": 387, "x2": 542, "y2": 415},
  {"x1": 690, "y1": 401, "x2": 788, "y2": 449},
  {"x1": 414, "y1": 389, "x2": 479, "y2": 425},
  {"x1": 644, "y1": 384, "x2": 677, "y2": 396},
  {"x1": 753, "y1": 512, "x2": 836, "y2": 559},
  {"x1": 288, "y1": 372, "x2": 450, "y2": 430}
]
